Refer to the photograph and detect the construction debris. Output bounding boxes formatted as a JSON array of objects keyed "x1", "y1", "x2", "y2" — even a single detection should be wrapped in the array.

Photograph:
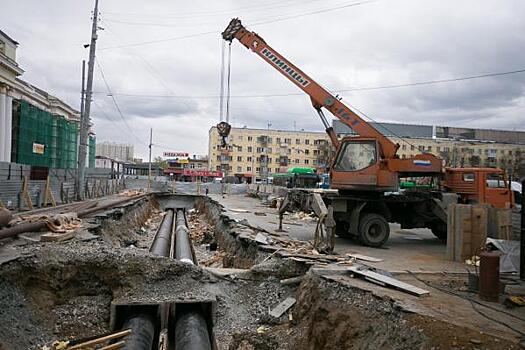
[
  {"x1": 347, "y1": 266, "x2": 430, "y2": 296},
  {"x1": 269, "y1": 297, "x2": 296, "y2": 318}
]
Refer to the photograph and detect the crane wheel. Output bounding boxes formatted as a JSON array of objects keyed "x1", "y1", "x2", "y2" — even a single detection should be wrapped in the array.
[{"x1": 358, "y1": 213, "x2": 389, "y2": 247}]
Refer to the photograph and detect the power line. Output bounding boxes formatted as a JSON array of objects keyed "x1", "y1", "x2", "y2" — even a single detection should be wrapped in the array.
[
  {"x1": 90, "y1": 67, "x2": 525, "y2": 99},
  {"x1": 95, "y1": 58, "x2": 148, "y2": 146},
  {"x1": 99, "y1": 0, "x2": 376, "y2": 50}
]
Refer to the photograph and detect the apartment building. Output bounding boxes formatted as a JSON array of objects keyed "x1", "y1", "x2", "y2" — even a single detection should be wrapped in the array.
[
  {"x1": 96, "y1": 142, "x2": 134, "y2": 162},
  {"x1": 208, "y1": 126, "x2": 331, "y2": 182}
]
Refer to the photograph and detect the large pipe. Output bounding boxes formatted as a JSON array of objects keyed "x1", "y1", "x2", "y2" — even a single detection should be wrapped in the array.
[
  {"x1": 150, "y1": 209, "x2": 174, "y2": 256},
  {"x1": 173, "y1": 209, "x2": 212, "y2": 350},
  {"x1": 120, "y1": 312, "x2": 156, "y2": 350},
  {"x1": 175, "y1": 209, "x2": 194, "y2": 264}
]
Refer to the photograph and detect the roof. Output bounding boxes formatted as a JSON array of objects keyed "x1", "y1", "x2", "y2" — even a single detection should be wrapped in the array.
[{"x1": 0, "y1": 29, "x2": 18, "y2": 45}]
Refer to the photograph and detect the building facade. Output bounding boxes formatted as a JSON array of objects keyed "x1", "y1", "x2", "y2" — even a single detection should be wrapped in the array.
[
  {"x1": 96, "y1": 142, "x2": 134, "y2": 162},
  {"x1": 0, "y1": 29, "x2": 95, "y2": 168},
  {"x1": 208, "y1": 126, "x2": 331, "y2": 183}
]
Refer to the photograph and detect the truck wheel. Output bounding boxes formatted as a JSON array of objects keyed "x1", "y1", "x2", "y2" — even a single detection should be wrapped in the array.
[
  {"x1": 430, "y1": 222, "x2": 447, "y2": 240},
  {"x1": 358, "y1": 213, "x2": 390, "y2": 247}
]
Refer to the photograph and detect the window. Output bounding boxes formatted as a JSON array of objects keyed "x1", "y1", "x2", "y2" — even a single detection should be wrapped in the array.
[
  {"x1": 444, "y1": 147, "x2": 450, "y2": 152},
  {"x1": 285, "y1": 138, "x2": 291, "y2": 144},
  {"x1": 463, "y1": 173, "x2": 475, "y2": 182},
  {"x1": 436, "y1": 146, "x2": 441, "y2": 152},
  {"x1": 276, "y1": 137, "x2": 281, "y2": 143},
  {"x1": 305, "y1": 149, "x2": 310, "y2": 155},
  {"x1": 256, "y1": 167, "x2": 260, "y2": 172},
  {"x1": 487, "y1": 173, "x2": 506, "y2": 188},
  {"x1": 296, "y1": 138, "x2": 301, "y2": 144},
  {"x1": 248, "y1": 136, "x2": 253, "y2": 141},
  {"x1": 267, "y1": 158, "x2": 272, "y2": 163},
  {"x1": 418, "y1": 145, "x2": 424, "y2": 151},
  {"x1": 305, "y1": 139, "x2": 310, "y2": 145},
  {"x1": 313, "y1": 150, "x2": 318, "y2": 155},
  {"x1": 402, "y1": 154, "x2": 406, "y2": 159},
  {"x1": 238, "y1": 135, "x2": 243, "y2": 141},
  {"x1": 247, "y1": 146, "x2": 253, "y2": 153},
  {"x1": 275, "y1": 168, "x2": 280, "y2": 173},
  {"x1": 237, "y1": 146, "x2": 242, "y2": 152},
  {"x1": 197, "y1": 164, "x2": 203, "y2": 168},
  {"x1": 267, "y1": 147, "x2": 272, "y2": 153},
  {"x1": 247, "y1": 166, "x2": 252, "y2": 171},
  {"x1": 237, "y1": 156, "x2": 242, "y2": 162},
  {"x1": 247, "y1": 156, "x2": 253, "y2": 162},
  {"x1": 237, "y1": 166, "x2": 242, "y2": 172},
  {"x1": 216, "y1": 165, "x2": 221, "y2": 171},
  {"x1": 410, "y1": 145, "x2": 415, "y2": 151},
  {"x1": 402, "y1": 145, "x2": 407, "y2": 150},
  {"x1": 295, "y1": 159, "x2": 300, "y2": 164},
  {"x1": 334, "y1": 141, "x2": 377, "y2": 171},
  {"x1": 216, "y1": 155, "x2": 221, "y2": 161},
  {"x1": 256, "y1": 147, "x2": 264, "y2": 153},
  {"x1": 427, "y1": 146, "x2": 432, "y2": 151},
  {"x1": 216, "y1": 145, "x2": 221, "y2": 150},
  {"x1": 304, "y1": 159, "x2": 309, "y2": 164},
  {"x1": 312, "y1": 159, "x2": 317, "y2": 165}
]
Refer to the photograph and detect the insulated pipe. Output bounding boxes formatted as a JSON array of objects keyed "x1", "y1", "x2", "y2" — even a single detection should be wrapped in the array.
[
  {"x1": 174, "y1": 304, "x2": 212, "y2": 350},
  {"x1": 150, "y1": 209, "x2": 174, "y2": 256},
  {"x1": 175, "y1": 209, "x2": 194, "y2": 264},
  {"x1": 120, "y1": 312, "x2": 156, "y2": 350},
  {"x1": 173, "y1": 209, "x2": 212, "y2": 350}
]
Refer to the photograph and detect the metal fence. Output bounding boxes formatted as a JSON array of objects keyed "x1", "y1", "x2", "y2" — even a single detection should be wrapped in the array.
[{"x1": 0, "y1": 162, "x2": 123, "y2": 210}]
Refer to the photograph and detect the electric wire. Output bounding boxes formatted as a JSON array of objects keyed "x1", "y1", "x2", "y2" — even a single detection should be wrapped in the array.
[
  {"x1": 90, "y1": 68, "x2": 525, "y2": 99},
  {"x1": 219, "y1": 40, "x2": 226, "y2": 122},
  {"x1": 95, "y1": 58, "x2": 148, "y2": 146},
  {"x1": 99, "y1": 0, "x2": 377, "y2": 50},
  {"x1": 406, "y1": 271, "x2": 525, "y2": 336}
]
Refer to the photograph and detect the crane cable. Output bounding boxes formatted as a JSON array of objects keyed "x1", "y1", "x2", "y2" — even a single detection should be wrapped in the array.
[{"x1": 217, "y1": 40, "x2": 232, "y2": 147}]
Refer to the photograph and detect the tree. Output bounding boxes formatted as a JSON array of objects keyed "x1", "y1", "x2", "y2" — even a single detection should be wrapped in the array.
[{"x1": 153, "y1": 156, "x2": 168, "y2": 169}]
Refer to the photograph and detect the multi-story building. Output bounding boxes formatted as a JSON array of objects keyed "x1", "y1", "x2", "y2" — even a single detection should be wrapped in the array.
[
  {"x1": 208, "y1": 126, "x2": 332, "y2": 183},
  {"x1": 96, "y1": 142, "x2": 134, "y2": 162},
  {"x1": 0, "y1": 29, "x2": 95, "y2": 168}
]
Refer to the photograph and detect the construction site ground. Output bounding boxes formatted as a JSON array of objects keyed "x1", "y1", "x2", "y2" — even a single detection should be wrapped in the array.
[
  {"x1": 0, "y1": 190, "x2": 523, "y2": 349},
  {"x1": 210, "y1": 193, "x2": 525, "y2": 345}
]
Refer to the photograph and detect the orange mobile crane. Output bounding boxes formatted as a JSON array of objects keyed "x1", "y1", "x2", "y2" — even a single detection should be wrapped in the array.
[{"x1": 222, "y1": 18, "x2": 452, "y2": 246}]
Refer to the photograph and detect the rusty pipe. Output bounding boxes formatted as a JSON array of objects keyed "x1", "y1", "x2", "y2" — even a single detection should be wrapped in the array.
[{"x1": 0, "y1": 195, "x2": 145, "y2": 240}]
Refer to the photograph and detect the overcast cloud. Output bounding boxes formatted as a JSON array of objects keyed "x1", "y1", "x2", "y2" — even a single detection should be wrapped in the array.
[{"x1": 1, "y1": 0, "x2": 524, "y2": 159}]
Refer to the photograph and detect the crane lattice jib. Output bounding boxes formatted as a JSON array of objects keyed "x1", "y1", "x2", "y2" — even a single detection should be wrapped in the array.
[{"x1": 222, "y1": 18, "x2": 399, "y2": 159}]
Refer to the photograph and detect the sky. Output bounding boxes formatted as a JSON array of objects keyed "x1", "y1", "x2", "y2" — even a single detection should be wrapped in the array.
[{"x1": 1, "y1": 0, "x2": 524, "y2": 159}]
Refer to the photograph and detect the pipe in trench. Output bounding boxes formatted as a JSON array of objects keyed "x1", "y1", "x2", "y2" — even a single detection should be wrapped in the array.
[
  {"x1": 150, "y1": 209, "x2": 174, "y2": 256},
  {"x1": 121, "y1": 207, "x2": 174, "y2": 350},
  {"x1": 173, "y1": 208, "x2": 212, "y2": 350}
]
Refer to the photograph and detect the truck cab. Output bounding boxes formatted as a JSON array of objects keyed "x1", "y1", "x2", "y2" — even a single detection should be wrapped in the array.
[{"x1": 443, "y1": 167, "x2": 514, "y2": 209}]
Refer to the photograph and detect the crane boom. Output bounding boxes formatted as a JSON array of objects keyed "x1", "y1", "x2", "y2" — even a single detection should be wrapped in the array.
[{"x1": 222, "y1": 18, "x2": 398, "y2": 158}]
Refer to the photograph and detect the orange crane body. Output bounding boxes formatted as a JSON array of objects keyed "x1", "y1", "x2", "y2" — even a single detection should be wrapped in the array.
[{"x1": 223, "y1": 19, "x2": 442, "y2": 192}]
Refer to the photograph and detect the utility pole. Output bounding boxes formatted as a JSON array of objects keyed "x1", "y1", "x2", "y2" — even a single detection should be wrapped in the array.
[
  {"x1": 148, "y1": 128, "x2": 152, "y2": 191},
  {"x1": 265, "y1": 122, "x2": 272, "y2": 184},
  {"x1": 78, "y1": 0, "x2": 99, "y2": 200}
]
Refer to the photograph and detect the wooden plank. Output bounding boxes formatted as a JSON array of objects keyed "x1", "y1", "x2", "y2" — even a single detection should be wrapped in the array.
[
  {"x1": 347, "y1": 266, "x2": 429, "y2": 296},
  {"x1": 40, "y1": 231, "x2": 76, "y2": 242},
  {"x1": 346, "y1": 253, "x2": 383, "y2": 262},
  {"x1": 269, "y1": 297, "x2": 296, "y2": 318}
]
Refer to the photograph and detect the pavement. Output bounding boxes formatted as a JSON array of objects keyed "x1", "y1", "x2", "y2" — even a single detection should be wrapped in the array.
[{"x1": 210, "y1": 193, "x2": 466, "y2": 273}]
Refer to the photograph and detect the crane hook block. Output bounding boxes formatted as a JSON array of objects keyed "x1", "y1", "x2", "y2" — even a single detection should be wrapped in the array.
[{"x1": 217, "y1": 121, "x2": 232, "y2": 148}]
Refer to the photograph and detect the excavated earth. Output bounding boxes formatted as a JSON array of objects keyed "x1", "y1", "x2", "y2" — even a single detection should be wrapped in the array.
[{"x1": 0, "y1": 193, "x2": 521, "y2": 350}]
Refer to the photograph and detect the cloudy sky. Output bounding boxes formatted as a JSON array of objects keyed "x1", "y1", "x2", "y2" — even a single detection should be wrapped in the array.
[{"x1": 1, "y1": 0, "x2": 524, "y2": 159}]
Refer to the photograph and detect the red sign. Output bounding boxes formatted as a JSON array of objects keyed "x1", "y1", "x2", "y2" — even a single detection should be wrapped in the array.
[
  {"x1": 163, "y1": 152, "x2": 188, "y2": 157},
  {"x1": 183, "y1": 170, "x2": 222, "y2": 177}
]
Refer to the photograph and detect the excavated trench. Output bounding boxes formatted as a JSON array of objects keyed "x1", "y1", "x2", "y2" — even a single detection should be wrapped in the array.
[{"x1": 0, "y1": 193, "x2": 517, "y2": 350}]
